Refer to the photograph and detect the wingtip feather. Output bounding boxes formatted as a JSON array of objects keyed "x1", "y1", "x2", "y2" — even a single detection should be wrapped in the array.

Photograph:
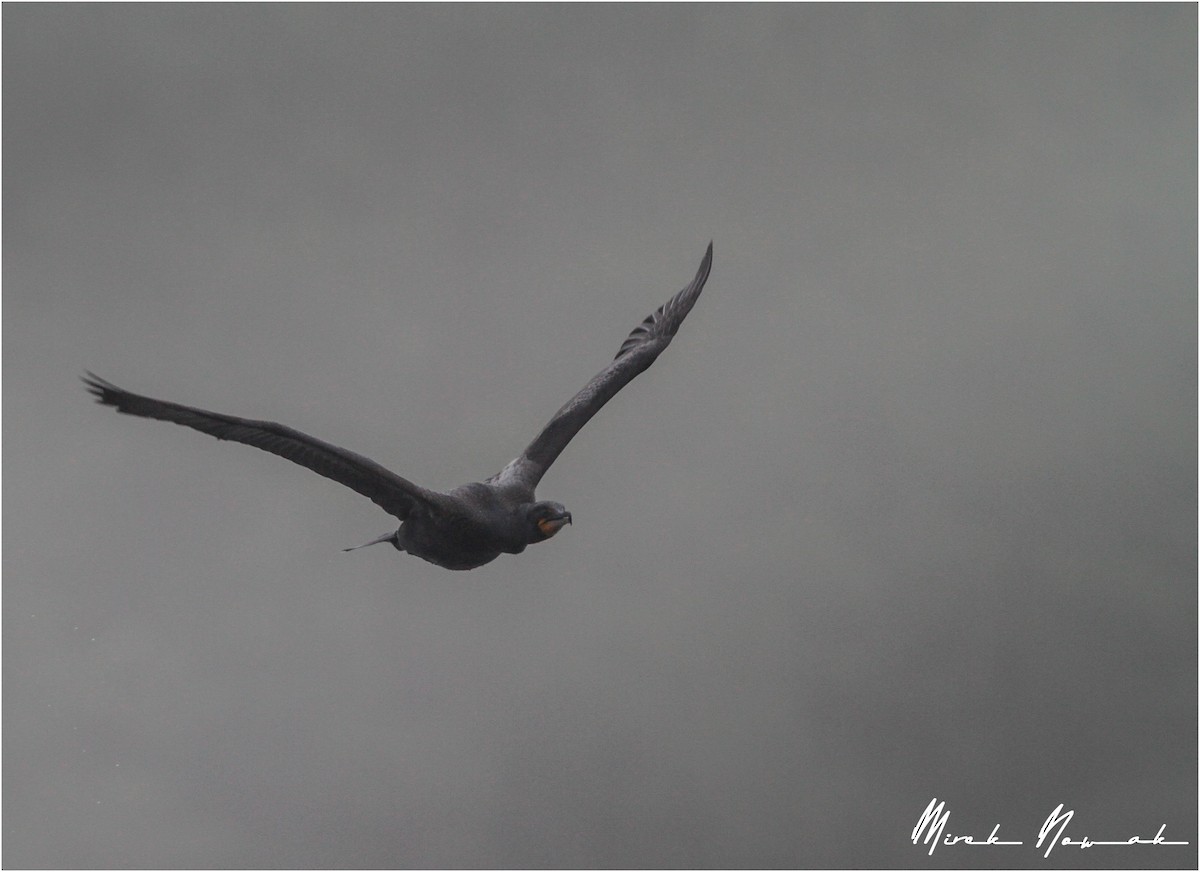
[{"x1": 81, "y1": 371, "x2": 112, "y2": 402}]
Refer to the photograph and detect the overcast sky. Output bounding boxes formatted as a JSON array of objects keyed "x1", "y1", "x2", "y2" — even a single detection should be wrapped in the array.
[{"x1": 4, "y1": 4, "x2": 1196, "y2": 869}]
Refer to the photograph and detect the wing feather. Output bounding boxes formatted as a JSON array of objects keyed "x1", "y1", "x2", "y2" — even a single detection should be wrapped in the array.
[
  {"x1": 82, "y1": 373, "x2": 438, "y2": 520},
  {"x1": 493, "y1": 242, "x2": 712, "y2": 492}
]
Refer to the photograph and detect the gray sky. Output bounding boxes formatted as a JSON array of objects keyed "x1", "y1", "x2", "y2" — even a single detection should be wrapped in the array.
[{"x1": 4, "y1": 4, "x2": 1195, "y2": 868}]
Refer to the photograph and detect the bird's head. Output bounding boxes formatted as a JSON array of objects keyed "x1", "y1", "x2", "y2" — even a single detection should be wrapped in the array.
[{"x1": 526, "y1": 501, "x2": 572, "y2": 542}]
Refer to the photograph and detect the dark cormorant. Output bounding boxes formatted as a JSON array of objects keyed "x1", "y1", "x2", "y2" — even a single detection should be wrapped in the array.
[{"x1": 83, "y1": 243, "x2": 713, "y2": 569}]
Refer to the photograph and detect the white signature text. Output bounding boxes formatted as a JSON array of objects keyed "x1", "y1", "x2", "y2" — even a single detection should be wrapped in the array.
[{"x1": 911, "y1": 797, "x2": 1189, "y2": 858}]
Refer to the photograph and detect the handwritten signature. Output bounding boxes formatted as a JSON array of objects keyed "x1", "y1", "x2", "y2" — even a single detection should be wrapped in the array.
[{"x1": 912, "y1": 797, "x2": 1189, "y2": 858}]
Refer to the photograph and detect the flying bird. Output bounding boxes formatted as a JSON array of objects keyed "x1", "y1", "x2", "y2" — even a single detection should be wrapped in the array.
[{"x1": 83, "y1": 243, "x2": 713, "y2": 570}]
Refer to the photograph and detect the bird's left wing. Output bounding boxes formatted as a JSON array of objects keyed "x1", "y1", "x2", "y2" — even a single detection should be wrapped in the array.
[
  {"x1": 491, "y1": 242, "x2": 712, "y2": 493},
  {"x1": 83, "y1": 373, "x2": 441, "y2": 521}
]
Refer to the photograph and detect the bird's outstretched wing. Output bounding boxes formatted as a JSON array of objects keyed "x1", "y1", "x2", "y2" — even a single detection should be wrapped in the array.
[
  {"x1": 492, "y1": 242, "x2": 712, "y2": 493},
  {"x1": 82, "y1": 373, "x2": 441, "y2": 520}
]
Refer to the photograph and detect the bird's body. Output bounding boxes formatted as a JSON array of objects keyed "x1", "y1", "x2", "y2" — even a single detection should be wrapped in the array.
[
  {"x1": 84, "y1": 243, "x2": 713, "y2": 570},
  {"x1": 392, "y1": 483, "x2": 533, "y2": 570}
]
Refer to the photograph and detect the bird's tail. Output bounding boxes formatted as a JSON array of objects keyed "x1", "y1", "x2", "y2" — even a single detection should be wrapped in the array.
[{"x1": 342, "y1": 531, "x2": 399, "y2": 552}]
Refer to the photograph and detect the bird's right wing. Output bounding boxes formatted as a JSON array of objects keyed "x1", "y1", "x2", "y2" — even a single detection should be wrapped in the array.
[
  {"x1": 82, "y1": 373, "x2": 442, "y2": 521},
  {"x1": 491, "y1": 242, "x2": 712, "y2": 493}
]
